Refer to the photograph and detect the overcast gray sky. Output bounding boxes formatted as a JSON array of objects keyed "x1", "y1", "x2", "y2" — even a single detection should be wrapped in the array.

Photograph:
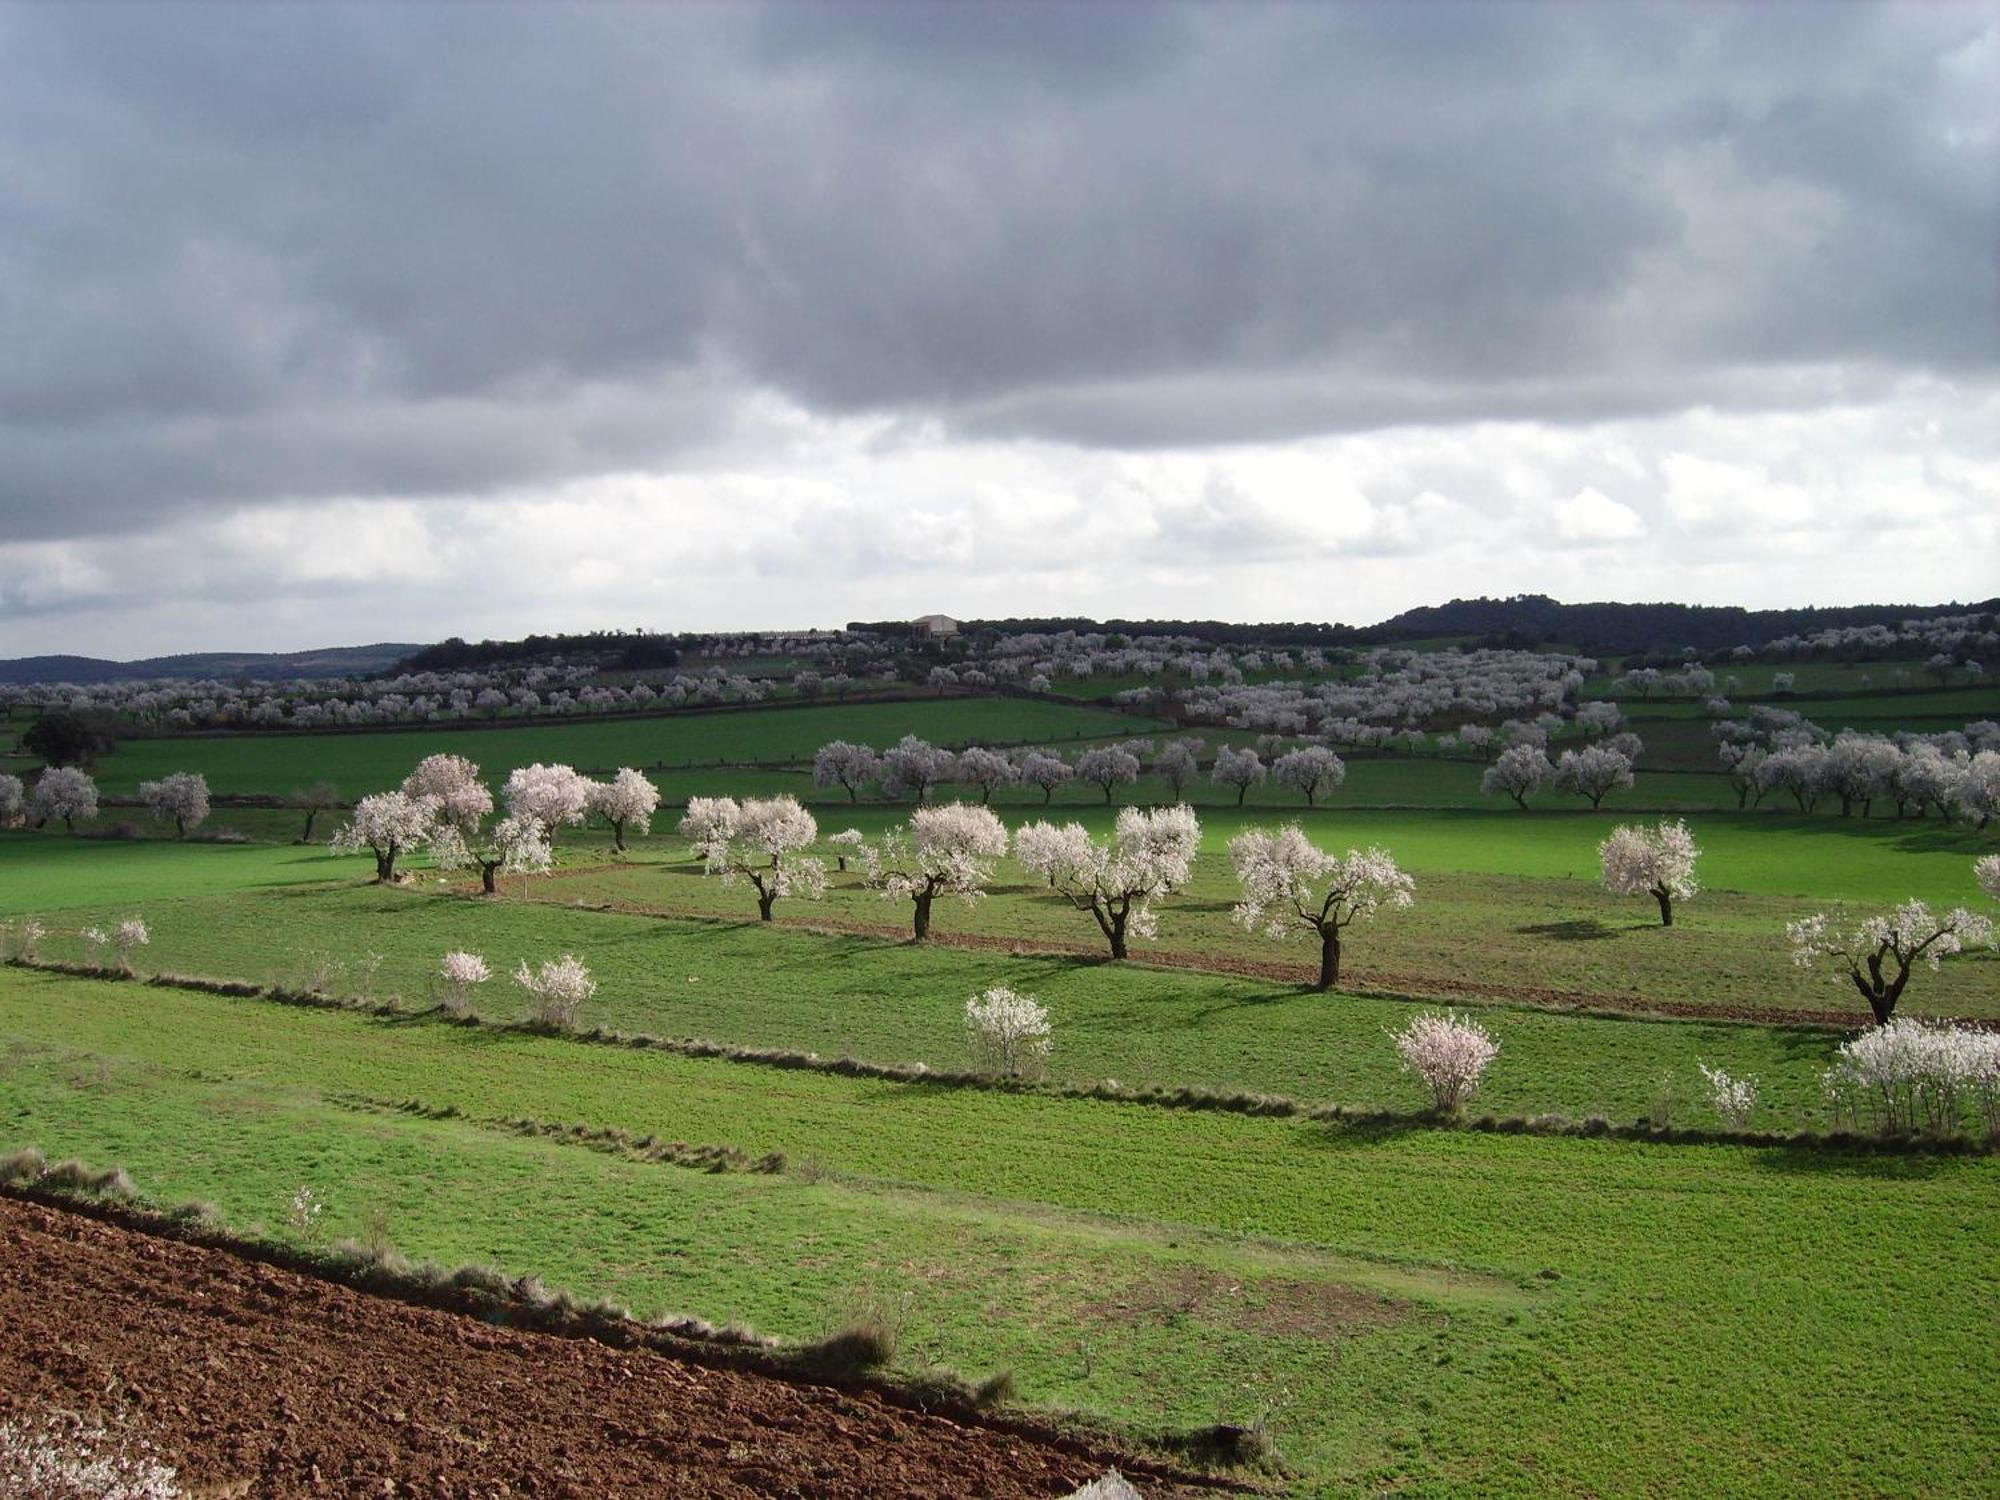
[{"x1": 1, "y1": 1, "x2": 1994, "y2": 656}]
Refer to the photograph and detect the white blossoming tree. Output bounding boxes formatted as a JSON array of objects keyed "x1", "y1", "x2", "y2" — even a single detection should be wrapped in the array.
[
  {"x1": 1271, "y1": 746, "x2": 1347, "y2": 807},
  {"x1": 1552, "y1": 745, "x2": 1634, "y2": 809},
  {"x1": 1480, "y1": 745, "x2": 1553, "y2": 809},
  {"x1": 1788, "y1": 901, "x2": 1996, "y2": 1024},
  {"x1": 1229, "y1": 827, "x2": 1414, "y2": 990},
  {"x1": 428, "y1": 811, "x2": 553, "y2": 895},
  {"x1": 813, "y1": 741, "x2": 881, "y2": 803},
  {"x1": 502, "y1": 762, "x2": 592, "y2": 845},
  {"x1": 1391, "y1": 1011, "x2": 1498, "y2": 1113},
  {"x1": 29, "y1": 767, "x2": 98, "y2": 833},
  {"x1": 1044, "y1": 805, "x2": 1201, "y2": 959},
  {"x1": 1211, "y1": 747, "x2": 1266, "y2": 806},
  {"x1": 329, "y1": 791, "x2": 438, "y2": 882},
  {"x1": 1152, "y1": 738, "x2": 1204, "y2": 800},
  {"x1": 402, "y1": 753, "x2": 491, "y2": 832},
  {"x1": 953, "y1": 745, "x2": 1019, "y2": 805},
  {"x1": 1016, "y1": 750, "x2": 1073, "y2": 804},
  {"x1": 588, "y1": 767, "x2": 660, "y2": 852},
  {"x1": 866, "y1": 803, "x2": 1009, "y2": 941},
  {"x1": 138, "y1": 771, "x2": 210, "y2": 837},
  {"x1": 683, "y1": 794, "x2": 827, "y2": 920},
  {"x1": 0, "y1": 773, "x2": 23, "y2": 826},
  {"x1": 964, "y1": 986, "x2": 1053, "y2": 1079},
  {"x1": 1072, "y1": 746, "x2": 1141, "y2": 804},
  {"x1": 1978, "y1": 854, "x2": 2000, "y2": 903},
  {"x1": 878, "y1": 735, "x2": 956, "y2": 804},
  {"x1": 1598, "y1": 819, "x2": 1700, "y2": 926}
]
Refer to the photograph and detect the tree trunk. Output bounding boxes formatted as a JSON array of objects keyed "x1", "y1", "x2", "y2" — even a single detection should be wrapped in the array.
[
  {"x1": 1653, "y1": 887, "x2": 1673, "y2": 927},
  {"x1": 481, "y1": 860, "x2": 499, "y2": 895},
  {"x1": 374, "y1": 848, "x2": 395, "y2": 882},
  {"x1": 1042, "y1": 785, "x2": 1053, "y2": 804},
  {"x1": 302, "y1": 808, "x2": 320, "y2": 842},
  {"x1": 912, "y1": 892, "x2": 933, "y2": 942},
  {"x1": 1107, "y1": 913, "x2": 1128, "y2": 960},
  {"x1": 757, "y1": 891, "x2": 777, "y2": 921},
  {"x1": 1316, "y1": 929, "x2": 1341, "y2": 991},
  {"x1": 1236, "y1": 784, "x2": 1248, "y2": 806},
  {"x1": 612, "y1": 820, "x2": 627, "y2": 853}
]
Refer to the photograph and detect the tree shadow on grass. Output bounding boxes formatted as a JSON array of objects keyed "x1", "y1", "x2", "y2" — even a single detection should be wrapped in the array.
[
  {"x1": 1748, "y1": 1144, "x2": 1967, "y2": 1181},
  {"x1": 1514, "y1": 920, "x2": 1619, "y2": 942},
  {"x1": 1295, "y1": 1115, "x2": 1438, "y2": 1151}
]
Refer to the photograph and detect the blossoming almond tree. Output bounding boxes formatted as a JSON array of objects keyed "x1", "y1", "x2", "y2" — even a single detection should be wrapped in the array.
[
  {"x1": 138, "y1": 771, "x2": 210, "y2": 837},
  {"x1": 427, "y1": 812, "x2": 552, "y2": 894},
  {"x1": 1788, "y1": 900, "x2": 1996, "y2": 1024},
  {"x1": 1016, "y1": 750, "x2": 1073, "y2": 803},
  {"x1": 514, "y1": 953, "x2": 596, "y2": 1029},
  {"x1": 1229, "y1": 828, "x2": 1414, "y2": 990},
  {"x1": 1044, "y1": 804, "x2": 1201, "y2": 959},
  {"x1": 1271, "y1": 746, "x2": 1346, "y2": 807},
  {"x1": 866, "y1": 803, "x2": 1009, "y2": 941},
  {"x1": 1979, "y1": 854, "x2": 2000, "y2": 902},
  {"x1": 0, "y1": 773, "x2": 23, "y2": 826},
  {"x1": 401, "y1": 753, "x2": 491, "y2": 831},
  {"x1": 1391, "y1": 1011, "x2": 1498, "y2": 1113},
  {"x1": 1480, "y1": 745, "x2": 1552, "y2": 809},
  {"x1": 953, "y1": 746, "x2": 1018, "y2": 804},
  {"x1": 501, "y1": 762, "x2": 591, "y2": 845},
  {"x1": 964, "y1": 986, "x2": 1053, "y2": 1078},
  {"x1": 1598, "y1": 819, "x2": 1700, "y2": 926},
  {"x1": 29, "y1": 766, "x2": 98, "y2": 833},
  {"x1": 1552, "y1": 745, "x2": 1634, "y2": 809},
  {"x1": 588, "y1": 767, "x2": 660, "y2": 852},
  {"x1": 330, "y1": 791, "x2": 438, "y2": 882},
  {"x1": 684, "y1": 794, "x2": 827, "y2": 920},
  {"x1": 1072, "y1": 746, "x2": 1140, "y2": 803},
  {"x1": 1210, "y1": 746, "x2": 1266, "y2": 805}
]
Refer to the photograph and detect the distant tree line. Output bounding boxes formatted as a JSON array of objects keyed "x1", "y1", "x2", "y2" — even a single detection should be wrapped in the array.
[{"x1": 395, "y1": 630, "x2": 683, "y2": 674}]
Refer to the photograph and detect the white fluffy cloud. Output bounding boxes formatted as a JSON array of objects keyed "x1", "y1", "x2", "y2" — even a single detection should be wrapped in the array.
[{"x1": 3, "y1": 377, "x2": 1993, "y2": 656}]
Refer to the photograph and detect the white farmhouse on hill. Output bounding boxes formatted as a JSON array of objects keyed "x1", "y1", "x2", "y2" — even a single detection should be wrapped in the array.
[{"x1": 913, "y1": 613, "x2": 959, "y2": 637}]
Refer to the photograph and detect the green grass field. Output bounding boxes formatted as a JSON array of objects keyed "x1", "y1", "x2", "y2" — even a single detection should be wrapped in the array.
[
  {"x1": 4, "y1": 678, "x2": 1998, "y2": 1496},
  {"x1": 70, "y1": 697, "x2": 1167, "y2": 798},
  {"x1": 3, "y1": 966, "x2": 1994, "y2": 1497}
]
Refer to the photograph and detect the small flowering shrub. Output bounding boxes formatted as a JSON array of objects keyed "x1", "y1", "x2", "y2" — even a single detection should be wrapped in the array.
[
  {"x1": 1697, "y1": 1062, "x2": 1759, "y2": 1128},
  {"x1": 113, "y1": 918, "x2": 149, "y2": 971},
  {"x1": 1390, "y1": 1011, "x2": 1498, "y2": 1113},
  {"x1": 964, "y1": 986, "x2": 1054, "y2": 1079},
  {"x1": 79, "y1": 926, "x2": 110, "y2": 967},
  {"x1": 3, "y1": 916, "x2": 45, "y2": 963},
  {"x1": 437, "y1": 949, "x2": 492, "y2": 1017},
  {"x1": 0, "y1": 1411, "x2": 183, "y2": 1499},
  {"x1": 515, "y1": 954, "x2": 597, "y2": 1029},
  {"x1": 1821, "y1": 1019, "x2": 2000, "y2": 1135},
  {"x1": 286, "y1": 1184, "x2": 325, "y2": 1239}
]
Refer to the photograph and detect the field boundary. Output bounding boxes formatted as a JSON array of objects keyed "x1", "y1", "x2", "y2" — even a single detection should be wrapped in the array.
[{"x1": 9, "y1": 957, "x2": 1994, "y2": 1155}]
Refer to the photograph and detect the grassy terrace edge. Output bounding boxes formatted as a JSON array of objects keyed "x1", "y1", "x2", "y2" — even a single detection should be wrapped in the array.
[{"x1": 17, "y1": 958, "x2": 1993, "y2": 1156}]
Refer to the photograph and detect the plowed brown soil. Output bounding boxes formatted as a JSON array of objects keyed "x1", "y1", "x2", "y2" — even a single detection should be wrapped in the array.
[{"x1": 0, "y1": 1196, "x2": 1216, "y2": 1499}]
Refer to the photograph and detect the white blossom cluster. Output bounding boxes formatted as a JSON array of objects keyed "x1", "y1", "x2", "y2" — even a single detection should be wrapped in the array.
[
  {"x1": 513, "y1": 953, "x2": 597, "y2": 1029},
  {"x1": 963, "y1": 986, "x2": 1054, "y2": 1079},
  {"x1": 1821, "y1": 1019, "x2": 2000, "y2": 1135},
  {"x1": 1390, "y1": 1011, "x2": 1499, "y2": 1113}
]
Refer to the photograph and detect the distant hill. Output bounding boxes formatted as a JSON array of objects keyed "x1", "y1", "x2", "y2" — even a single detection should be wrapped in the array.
[
  {"x1": 0, "y1": 643, "x2": 420, "y2": 686},
  {"x1": 1364, "y1": 596, "x2": 2000, "y2": 658}
]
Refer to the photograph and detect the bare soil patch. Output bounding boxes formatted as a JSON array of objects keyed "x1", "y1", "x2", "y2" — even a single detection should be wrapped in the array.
[
  {"x1": 0, "y1": 1195, "x2": 1221, "y2": 1498},
  {"x1": 1090, "y1": 1266, "x2": 1407, "y2": 1342}
]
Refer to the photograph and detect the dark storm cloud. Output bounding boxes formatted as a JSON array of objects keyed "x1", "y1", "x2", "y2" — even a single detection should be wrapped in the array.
[{"x1": 0, "y1": 2, "x2": 1991, "y2": 540}]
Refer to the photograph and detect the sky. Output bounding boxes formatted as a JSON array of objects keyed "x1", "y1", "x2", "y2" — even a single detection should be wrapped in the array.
[{"x1": 1, "y1": 1, "x2": 1995, "y2": 657}]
